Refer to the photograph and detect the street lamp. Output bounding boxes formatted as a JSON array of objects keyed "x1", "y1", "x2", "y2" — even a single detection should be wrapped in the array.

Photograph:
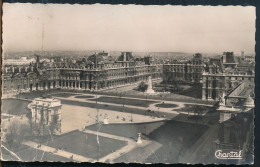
[
  {"x1": 145, "y1": 94, "x2": 148, "y2": 107},
  {"x1": 130, "y1": 109, "x2": 133, "y2": 122},
  {"x1": 96, "y1": 94, "x2": 99, "y2": 123}
]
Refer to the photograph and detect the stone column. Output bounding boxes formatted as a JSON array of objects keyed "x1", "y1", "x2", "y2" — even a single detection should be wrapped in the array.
[
  {"x1": 86, "y1": 82, "x2": 89, "y2": 90},
  {"x1": 81, "y1": 82, "x2": 84, "y2": 90},
  {"x1": 32, "y1": 84, "x2": 36, "y2": 91},
  {"x1": 38, "y1": 83, "x2": 42, "y2": 90},
  {"x1": 208, "y1": 88, "x2": 213, "y2": 100},
  {"x1": 202, "y1": 88, "x2": 206, "y2": 100},
  {"x1": 215, "y1": 89, "x2": 219, "y2": 101},
  {"x1": 50, "y1": 82, "x2": 54, "y2": 89}
]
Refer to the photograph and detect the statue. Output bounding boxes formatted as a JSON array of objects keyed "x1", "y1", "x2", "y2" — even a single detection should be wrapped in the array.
[
  {"x1": 145, "y1": 76, "x2": 155, "y2": 94},
  {"x1": 137, "y1": 133, "x2": 142, "y2": 144},
  {"x1": 103, "y1": 113, "x2": 109, "y2": 125},
  {"x1": 219, "y1": 92, "x2": 226, "y2": 106}
]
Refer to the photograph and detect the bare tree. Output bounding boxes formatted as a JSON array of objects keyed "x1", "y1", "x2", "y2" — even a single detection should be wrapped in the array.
[
  {"x1": 5, "y1": 121, "x2": 19, "y2": 148},
  {"x1": 5, "y1": 121, "x2": 30, "y2": 149},
  {"x1": 49, "y1": 114, "x2": 59, "y2": 134},
  {"x1": 26, "y1": 110, "x2": 33, "y2": 134}
]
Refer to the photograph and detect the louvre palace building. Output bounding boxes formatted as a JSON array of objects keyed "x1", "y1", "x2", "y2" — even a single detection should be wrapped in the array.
[
  {"x1": 2, "y1": 52, "x2": 163, "y2": 96},
  {"x1": 162, "y1": 52, "x2": 255, "y2": 101},
  {"x1": 2, "y1": 51, "x2": 255, "y2": 102}
]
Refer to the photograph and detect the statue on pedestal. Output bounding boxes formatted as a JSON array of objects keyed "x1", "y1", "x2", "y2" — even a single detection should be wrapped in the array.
[
  {"x1": 145, "y1": 76, "x2": 155, "y2": 94},
  {"x1": 219, "y1": 92, "x2": 226, "y2": 106},
  {"x1": 103, "y1": 113, "x2": 109, "y2": 125},
  {"x1": 137, "y1": 133, "x2": 142, "y2": 144}
]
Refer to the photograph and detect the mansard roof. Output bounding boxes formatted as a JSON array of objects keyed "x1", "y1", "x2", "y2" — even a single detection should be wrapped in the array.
[
  {"x1": 207, "y1": 58, "x2": 224, "y2": 74},
  {"x1": 117, "y1": 52, "x2": 134, "y2": 61},
  {"x1": 223, "y1": 52, "x2": 237, "y2": 64}
]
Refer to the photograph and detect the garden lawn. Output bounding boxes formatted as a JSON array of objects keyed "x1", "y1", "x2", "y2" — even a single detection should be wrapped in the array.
[
  {"x1": 47, "y1": 130, "x2": 127, "y2": 159},
  {"x1": 1, "y1": 99, "x2": 30, "y2": 116},
  {"x1": 175, "y1": 104, "x2": 213, "y2": 115},
  {"x1": 146, "y1": 120, "x2": 209, "y2": 163},
  {"x1": 155, "y1": 103, "x2": 178, "y2": 108},
  {"x1": 86, "y1": 121, "x2": 166, "y2": 139},
  {"x1": 75, "y1": 95, "x2": 94, "y2": 99},
  {"x1": 51, "y1": 93, "x2": 79, "y2": 98},
  {"x1": 89, "y1": 96, "x2": 157, "y2": 107},
  {"x1": 1, "y1": 143, "x2": 71, "y2": 161},
  {"x1": 87, "y1": 120, "x2": 209, "y2": 163}
]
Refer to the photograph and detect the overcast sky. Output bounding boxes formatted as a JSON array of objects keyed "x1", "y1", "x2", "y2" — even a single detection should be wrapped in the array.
[{"x1": 3, "y1": 3, "x2": 255, "y2": 54}]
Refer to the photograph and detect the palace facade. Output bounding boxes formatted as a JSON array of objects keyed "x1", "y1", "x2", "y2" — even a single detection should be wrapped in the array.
[
  {"x1": 2, "y1": 51, "x2": 254, "y2": 102},
  {"x1": 163, "y1": 53, "x2": 204, "y2": 84},
  {"x1": 202, "y1": 52, "x2": 254, "y2": 101},
  {"x1": 2, "y1": 52, "x2": 163, "y2": 96},
  {"x1": 162, "y1": 52, "x2": 254, "y2": 101}
]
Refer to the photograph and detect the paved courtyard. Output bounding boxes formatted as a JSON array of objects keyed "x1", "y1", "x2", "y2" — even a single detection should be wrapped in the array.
[
  {"x1": 1, "y1": 89, "x2": 218, "y2": 162},
  {"x1": 61, "y1": 103, "x2": 167, "y2": 133}
]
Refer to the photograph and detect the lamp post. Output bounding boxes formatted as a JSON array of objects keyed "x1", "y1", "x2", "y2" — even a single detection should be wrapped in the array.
[
  {"x1": 130, "y1": 108, "x2": 133, "y2": 122},
  {"x1": 121, "y1": 93, "x2": 125, "y2": 112},
  {"x1": 146, "y1": 94, "x2": 148, "y2": 107},
  {"x1": 96, "y1": 94, "x2": 99, "y2": 123}
]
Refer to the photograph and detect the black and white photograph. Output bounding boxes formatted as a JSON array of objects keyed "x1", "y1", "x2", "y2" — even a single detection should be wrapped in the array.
[{"x1": 1, "y1": 3, "x2": 255, "y2": 164}]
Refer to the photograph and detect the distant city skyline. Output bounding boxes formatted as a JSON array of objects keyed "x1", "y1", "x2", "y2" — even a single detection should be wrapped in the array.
[
  {"x1": 3, "y1": 4, "x2": 255, "y2": 54},
  {"x1": 3, "y1": 50, "x2": 255, "y2": 57}
]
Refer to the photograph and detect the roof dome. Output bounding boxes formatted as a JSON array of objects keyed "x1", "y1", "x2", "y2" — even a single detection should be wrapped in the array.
[{"x1": 244, "y1": 95, "x2": 254, "y2": 108}]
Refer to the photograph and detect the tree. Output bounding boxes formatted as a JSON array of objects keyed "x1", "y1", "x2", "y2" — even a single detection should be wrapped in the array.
[
  {"x1": 82, "y1": 58, "x2": 87, "y2": 62},
  {"x1": 4, "y1": 121, "x2": 30, "y2": 149},
  {"x1": 49, "y1": 115, "x2": 59, "y2": 134},
  {"x1": 5, "y1": 121, "x2": 19, "y2": 148},
  {"x1": 26, "y1": 110, "x2": 33, "y2": 134},
  {"x1": 138, "y1": 82, "x2": 148, "y2": 92},
  {"x1": 31, "y1": 121, "x2": 49, "y2": 138}
]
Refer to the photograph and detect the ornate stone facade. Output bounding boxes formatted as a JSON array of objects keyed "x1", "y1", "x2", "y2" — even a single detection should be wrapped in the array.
[
  {"x1": 30, "y1": 98, "x2": 62, "y2": 135},
  {"x1": 163, "y1": 53, "x2": 204, "y2": 84},
  {"x1": 202, "y1": 52, "x2": 254, "y2": 101},
  {"x1": 162, "y1": 52, "x2": 254, "y2": 101},
  {"x1": 2, "y1": 52, "x2": 163, "y2": 95}
]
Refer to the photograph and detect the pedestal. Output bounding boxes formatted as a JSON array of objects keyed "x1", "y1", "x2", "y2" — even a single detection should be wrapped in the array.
[
  {"x1": 103, "y1": 118, "x2": 109, "y2": 124},
  {"x1": 103, "y1": 114, "x2": 109, "y2": 124},
  {"x1": 137, "y1": 133, "x2": 142, "y2": 144}
]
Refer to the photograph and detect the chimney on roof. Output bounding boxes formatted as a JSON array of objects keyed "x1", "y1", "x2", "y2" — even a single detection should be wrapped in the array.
[
  {"x1": 223, "y1": 52, "x2": 226, "y2": 63},
  {"x1": 123, "y1": 52, "x2": 126, "y2": 61},
  {"x1": 241, "y1": 51, "x2": 245, "y2": 58},
  {"x1": 95, "y1": 55, "x2": 98, "y2": 68},
  {"x1": 19, "y1": 67, "x2": 21, "y2": 73},
  {"x1": 12, "y1": 66, "x2": 15, "y2": 73}
]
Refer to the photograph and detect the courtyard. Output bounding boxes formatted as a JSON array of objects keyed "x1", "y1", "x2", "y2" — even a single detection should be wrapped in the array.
[
  {"x1": 85, "y1": 120, "x2": 210, "y2": 163},
  {"x1": 1, "y1": 89, "x2": 218, "y2": 162}
]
